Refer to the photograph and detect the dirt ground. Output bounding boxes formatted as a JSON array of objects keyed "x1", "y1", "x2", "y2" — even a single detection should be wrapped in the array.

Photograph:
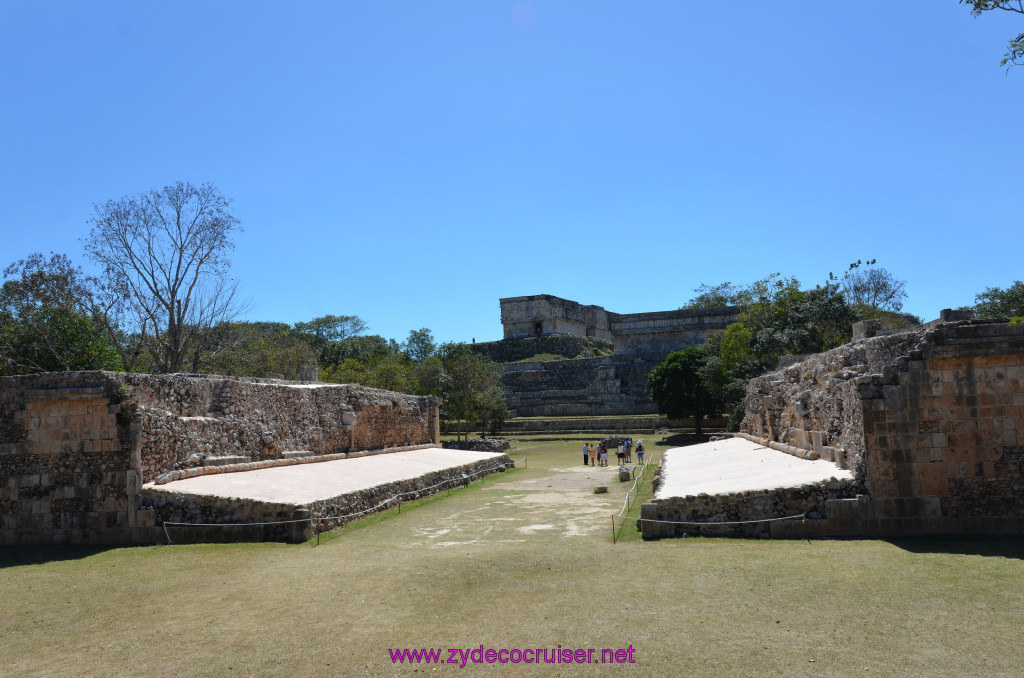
[{"x1": 393, "y1": 442, "x2": 650, "y2": 549}]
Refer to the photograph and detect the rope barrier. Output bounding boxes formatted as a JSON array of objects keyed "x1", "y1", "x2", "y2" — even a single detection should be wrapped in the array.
[
  {"x1": 609, "y1": 455, "x2": 811, "y2": 541},
  {"x1": 634, "y1": 513, "x2": 806, "y2": 526},
  {"x1": 611, "y1": 461, "x2": 653, "y2": 543},
  {"x1": 615, "y1": 463, "x2": 652, "y2": 519},
  {"x1": 160, "y1": 455, "x2": 526, "y2": 544}
]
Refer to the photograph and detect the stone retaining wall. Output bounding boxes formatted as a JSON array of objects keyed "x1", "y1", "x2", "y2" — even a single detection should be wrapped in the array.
[
  {"x1": 122, "y1": 373, "x2": 440, "y2": 481},
  {"x1": 470, "y1": 335, "x2": 613, "y2": 363},
  {"x1": 500, "y1": 355, "x2": 665, "y2": 417},
  {"x1": 499, "y1": 416, "x2": 726, "y2": 433},
  {"x1": 143, "y1": 453, "x2": 513, "y2": 542},
  {"x1": 741, "y1": 320, "x2": 1024, "y2": 536},
  {"x1": 441, "y1": 438, "x2": 512, "y2": 453},
  {"x1": 641, "y1": 474, "x2": 860, "y2": 539},
  {"x1": 1, "y1": 371, "x2": 441, "y2": 545}
]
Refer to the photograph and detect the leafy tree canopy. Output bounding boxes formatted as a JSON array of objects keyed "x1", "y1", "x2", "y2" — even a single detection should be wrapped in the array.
[
  {"x1": 201, "y1": 321, "x2": 317, "y2": 380},
  {"x1": 963, "y1": 0, "x2": 1024, "y2": 69},
  {"x1": 681, "y1": 282, "x2": 742, "y2": 309},
  {"x1": 437, "y1": 343, "x2": 505, "y2": 441},
  {"x1": 974, "y1": 280, "x2": 1024, "y2": 319},
  {"x1": 403, "y1": 328, "x2": 437, "y2": 363},
  {"x1": 293, "y1": 314, "x2": 367, "y2": 345},
  {"x1": 0, "y1": 253, "x2": 120, "y2": 375},
  {"x1": 647, "y1": 345, "x2": 720, "y2": 436},
  {"x1": 833, "y1": 259, "x2": 908, "y2": 314}
]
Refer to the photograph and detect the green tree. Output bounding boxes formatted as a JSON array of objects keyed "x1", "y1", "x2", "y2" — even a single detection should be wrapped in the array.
[
  {"x1": 294, "y1": 315, "x2": 366, "y2": 352},
  {"x1": 477, "y1": 385, "x2": 508, "y2": 437},
  {"x1": 681, "y1": 282, "x2": 741, "y2": 309},
  {"x1": 412, "y1": 354, "x2": 445, "y2": 396},
  {"x1": 699, "y1": 330, "x2": 750, "y2": 431},
  {"x1": 320, "y1": 359, "x2": 369, "y2": 386},
  {"x1": 365, "y1": 352, "x2": 413, "y2": 393},
  {"x1": 201, "y1": 321, "x2": 318, "y2": 379},
  {"x1": 718, "y1": 322, "x2": 753, "y2": 372},
  {"x1": 974, "y1": 280, "x2": 1024, "y2": 319},
  {"x1": 402, "y1": 328, "x2": 437, "y2": 363},
  {"x1": 836, "y1": 259, "x2": 908, "y2": 314},
  {"x1": 437, "y1": 343, "x2": 505, "y2": 441},
  {"x1": 647, "y1": 345, "x2": 719, "y2": 436},
  {"x1": 963, "y1": 0, "x2": 1024, "y2": 69},
  {"x1": 0, "y1": 253, "x2": 120, "y2": 374}
]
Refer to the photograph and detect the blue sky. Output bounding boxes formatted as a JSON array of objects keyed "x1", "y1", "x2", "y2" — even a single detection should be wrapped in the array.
[{"x1": 2, "y1": 2, "x2": 1021, "y2": 344}]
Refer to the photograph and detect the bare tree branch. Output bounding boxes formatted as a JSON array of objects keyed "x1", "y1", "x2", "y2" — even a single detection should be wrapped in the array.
[{"x1": 83, "y1": 181, "x2": 248, "y2": 373}]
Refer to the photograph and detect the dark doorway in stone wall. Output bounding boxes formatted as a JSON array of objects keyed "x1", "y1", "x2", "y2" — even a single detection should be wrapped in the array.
[{"x1": 534, "y1": 322, "x2": 542, "y2": 335}]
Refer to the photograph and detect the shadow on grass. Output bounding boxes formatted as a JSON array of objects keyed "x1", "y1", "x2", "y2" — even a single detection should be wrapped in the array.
[
  {"x1": 0, "y1": 545, "x2": 118, "y2": 568},
  {"x1": 886, "y1": 535, "x2": 1024, "y2": 560},
  {"x1": 654, "y1": 432, "x2": 711, "y2": 448}
]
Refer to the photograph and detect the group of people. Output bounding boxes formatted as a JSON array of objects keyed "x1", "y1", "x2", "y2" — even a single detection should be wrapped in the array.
[{"x1": 583, "y1": 438, "x2": 644, "y2": 467}]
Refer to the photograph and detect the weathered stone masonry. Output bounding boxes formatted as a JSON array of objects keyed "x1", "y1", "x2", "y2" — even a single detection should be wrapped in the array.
[
  {"x1": 742, "y1": 320, "x2": 1024, "y2": 537},
  {"x1": 490, "y1": 295, "x2": 740, "y2": 417},
  {"x1": 1, "y1": 371, "x2": 442, "y2": 545}
]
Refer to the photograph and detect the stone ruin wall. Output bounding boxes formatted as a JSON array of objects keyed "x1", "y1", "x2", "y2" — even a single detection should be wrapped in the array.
[
  {"x1": 641, "y1": 476, "x2": 861, "y2": 540},
  {"x1": 741, "y1": 320, "x2": 1024, "y2": 537},
  {"x1": 610, "y1": 307, "x2": 741, "y2": 355},
  {"x1": 121, "y1": 373, "x2": 440, "y2": 481},
  {"x1": 470, "y1": 334, "x2": 613, "y2": 363},
  {"x1": 0, "y1": 372, "x2": 151, "y2": 546},
  {"x1": 495, "y1": 295, "x2": 740, "y2": 417},
  {"x1": 500, "y1": 356, "x2": 661, "y2": 417},
  {"x1": 500, "y1": 295, "x2": 612, "y2": 340},
  {"x1": 0, "y1": 371, "x2": 441, "y2": 545}
]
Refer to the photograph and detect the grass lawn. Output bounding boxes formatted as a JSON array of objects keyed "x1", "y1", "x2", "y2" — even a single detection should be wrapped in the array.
[{"x1": 2, "y1": 434, "x2": 1022, "y2": 677}]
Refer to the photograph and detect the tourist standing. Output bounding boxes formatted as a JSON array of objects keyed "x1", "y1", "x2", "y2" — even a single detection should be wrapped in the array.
[
  {"x1": 583, "y1": 442, "x2": 590, "y2": 466},
  {"x1": 589, "y1": 443, "x2": 596, "y2": 467},
  {"x1": 637, "y1": 440, "x2": 645, "y2": 464}
]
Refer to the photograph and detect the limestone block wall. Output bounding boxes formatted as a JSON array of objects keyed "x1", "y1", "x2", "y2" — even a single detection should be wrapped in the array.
[
  {"x1": 500, "y1": 356, "x2": 662, "y2": 417},
  {"x1": 744, "y1": 330, "x2": 927, "y2": 473},
  {"x1": 610, "y1": 307, "x2": 740, "y2": 355},
  {"x1": 499, "y1": 295, "x2": 740, "y2": 353},
  {"x1": 120, "y1": 374, "x2": 440, "y2": 481},
  {"x1": 470, "y1": 335, "x2": 613, "y2": 363},
  {"x1": 857, "y1": 325, "x2": 1024, "y2": 535},
  {"x1": 500, "y1": 295, "x2": 611, "y2": 340},
  {"x1": 1, "y1": 371, "x2": 441, "y2": 545},
  {"x1": 0, "y1": 372, "x2": 153, "y2": 545},
  {"x1": 742, "y1": 321, "x2": 1024, "y2": 536},
  {"x1": 641, "y1": 476, "x2": 860, "y2": 539}
]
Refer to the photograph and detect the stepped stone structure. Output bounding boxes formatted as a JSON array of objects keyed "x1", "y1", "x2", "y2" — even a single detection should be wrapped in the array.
[
  {"x1": 490, "y1": 295, "x2": 740, "y2": 417},
  {"x1": 0, "y1": 371, "x2": 441, "y2": 545},
  {"x1": 643, "y1": 315, "x2": 1024, "y2": 539}
]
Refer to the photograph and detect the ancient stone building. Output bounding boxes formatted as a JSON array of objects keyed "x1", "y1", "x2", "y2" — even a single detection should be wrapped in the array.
[
  {"x1": 491, "y1": 295, "x2": 740, "y2": 417},
  {"x1": 0, "y1": 371, "x2": 442, "y2": 545},
  {"x1": 500, "y1": 294, "x2": 739, "y2": 354}
]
